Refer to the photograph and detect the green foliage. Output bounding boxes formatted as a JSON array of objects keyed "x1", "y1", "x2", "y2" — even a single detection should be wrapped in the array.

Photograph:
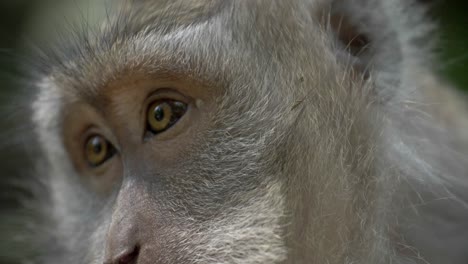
[{"x1": 435, "y1": 2, "x2": 468, "y2": 90}]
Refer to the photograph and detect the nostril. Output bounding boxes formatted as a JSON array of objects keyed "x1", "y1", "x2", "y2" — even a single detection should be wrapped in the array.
[{"x1": 105, "y1": 245, "x2": 140, "y2": 264}]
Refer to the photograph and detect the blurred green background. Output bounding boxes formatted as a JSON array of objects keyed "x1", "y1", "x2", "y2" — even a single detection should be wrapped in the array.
[{"x1": 433, "y1": 2, "x2": 468, "y2": 90}]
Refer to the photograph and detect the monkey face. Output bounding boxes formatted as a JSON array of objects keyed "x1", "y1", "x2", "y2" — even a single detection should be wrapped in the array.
[
  {"x1": 33, "y1": 6, "x2": 294, "y2": 261},
  {"x1": 29, "y1": 0, "x2": 379, "y2": 261},
  {"x1": 30, "y1": 0, "x2": 377, "y2": 262},
  {"x1": 28, "y1": 1, "x2": 468, "y2": 264},
  {"x1": 53, "y1": 73, "x2": 287, "y2": 263}
]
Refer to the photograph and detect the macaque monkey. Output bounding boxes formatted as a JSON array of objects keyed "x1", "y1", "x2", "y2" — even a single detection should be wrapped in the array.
[{"x1": 6, "y1": 0, "x2": 468, "y2": 263}]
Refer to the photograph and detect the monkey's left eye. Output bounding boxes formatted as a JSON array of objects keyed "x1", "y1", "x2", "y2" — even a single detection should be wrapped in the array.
[
  {"x1": 146, "y1": 100, "x2": 187, "y2": 135},
  {"x1": 84, "y1": 135, "x2": 116, "y2": 167}
]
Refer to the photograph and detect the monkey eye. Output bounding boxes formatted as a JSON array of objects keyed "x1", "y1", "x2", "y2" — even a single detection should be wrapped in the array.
[
  {"x1": 84, "y1": 134, "x2": 116, "y2": 167},
  {"x1": 146, "y1": 100, "x2": 187, "y2": 135}
]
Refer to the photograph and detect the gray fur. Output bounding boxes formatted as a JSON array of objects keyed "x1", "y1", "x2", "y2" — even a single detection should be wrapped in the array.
[{"x1": 20, "y1": 0, "x2": 468, "y2": 263}]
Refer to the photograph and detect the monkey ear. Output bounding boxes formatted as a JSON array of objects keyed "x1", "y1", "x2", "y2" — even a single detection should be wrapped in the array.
[{"x1": 319, "y1": 0, "x2": 433, "y2": 97}]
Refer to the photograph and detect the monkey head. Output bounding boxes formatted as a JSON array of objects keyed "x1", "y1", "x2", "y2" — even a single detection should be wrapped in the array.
[{"x1": 27, "y1": 1, "x2": 468, "y2": 264}]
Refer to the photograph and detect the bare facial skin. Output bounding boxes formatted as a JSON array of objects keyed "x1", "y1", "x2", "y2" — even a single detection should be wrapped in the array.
[{"x1": 12, "y1": 0, "x2": 468, "y2": 263}]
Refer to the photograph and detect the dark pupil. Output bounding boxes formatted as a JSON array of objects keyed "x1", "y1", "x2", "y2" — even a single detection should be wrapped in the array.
[
  {"x1": 154, "y1": 105, "x2": 165, "y2": 121},
  {"x1": 91, "y1": 137, "x2": 103, "y2": 154}
]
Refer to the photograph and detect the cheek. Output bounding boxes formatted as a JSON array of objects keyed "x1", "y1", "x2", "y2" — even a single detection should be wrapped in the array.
[
  {"x1": 51, "y1": 179, "x2": 113, "y2": 261},
  {"x1": 168, "y1": 181, "x2": 288, "y2": 263},
  {"x1": 152, "y1": 158, "x2": 270, "y2": 221},
  {"x1": 134, "y1": 181, "x2": 287, "y2": 263},
  {"x1": 88, "y1": 219, "x2": 112, "y2": 262},
  {"x1": 86, "y1": 159, "x2": 123, "y2": 195}
]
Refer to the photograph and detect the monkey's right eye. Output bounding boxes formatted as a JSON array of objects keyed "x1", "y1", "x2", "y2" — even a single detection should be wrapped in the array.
[{"x1": 84, "y1": 135, "x2": 116, "y2": 167}]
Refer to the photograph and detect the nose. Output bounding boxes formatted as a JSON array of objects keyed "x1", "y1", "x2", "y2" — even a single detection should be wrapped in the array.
[
  {"x1": 103, "y1": 196, "x2": 141, "y2": 264},
  {"x1": 104, "y1": 180, "x2": 152, "y2": 264},
  {"x1": 103, "y1": 214, "x2": 141, "y2": 264},
  {"x1": 104, "y1": 246, "x2": 140, "y2": 264}
]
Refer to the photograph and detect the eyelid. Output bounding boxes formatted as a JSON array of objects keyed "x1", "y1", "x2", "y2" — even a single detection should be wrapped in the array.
[{"x1": 143, "y1": 88, "x2": 191, "y2": 108}]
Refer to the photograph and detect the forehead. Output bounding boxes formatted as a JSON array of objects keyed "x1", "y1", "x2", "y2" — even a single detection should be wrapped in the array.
[
  {"x1": 119, "y1": 0, "x2": 227, "y2": 30},
  {"x1": 44, "y1": 1, "x2": 227, "y2": 102},
  {"x1": 39, "y1": 0, "x2": 323, "y2": 103}
]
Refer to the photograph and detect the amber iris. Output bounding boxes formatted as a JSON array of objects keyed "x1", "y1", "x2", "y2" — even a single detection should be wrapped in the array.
[
  {"x1": 147, "y1": 100, "x2": 187, "y2": 134},
  {"x1": 85, "y1": 135, "x2": 114, "y2": 167}
]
